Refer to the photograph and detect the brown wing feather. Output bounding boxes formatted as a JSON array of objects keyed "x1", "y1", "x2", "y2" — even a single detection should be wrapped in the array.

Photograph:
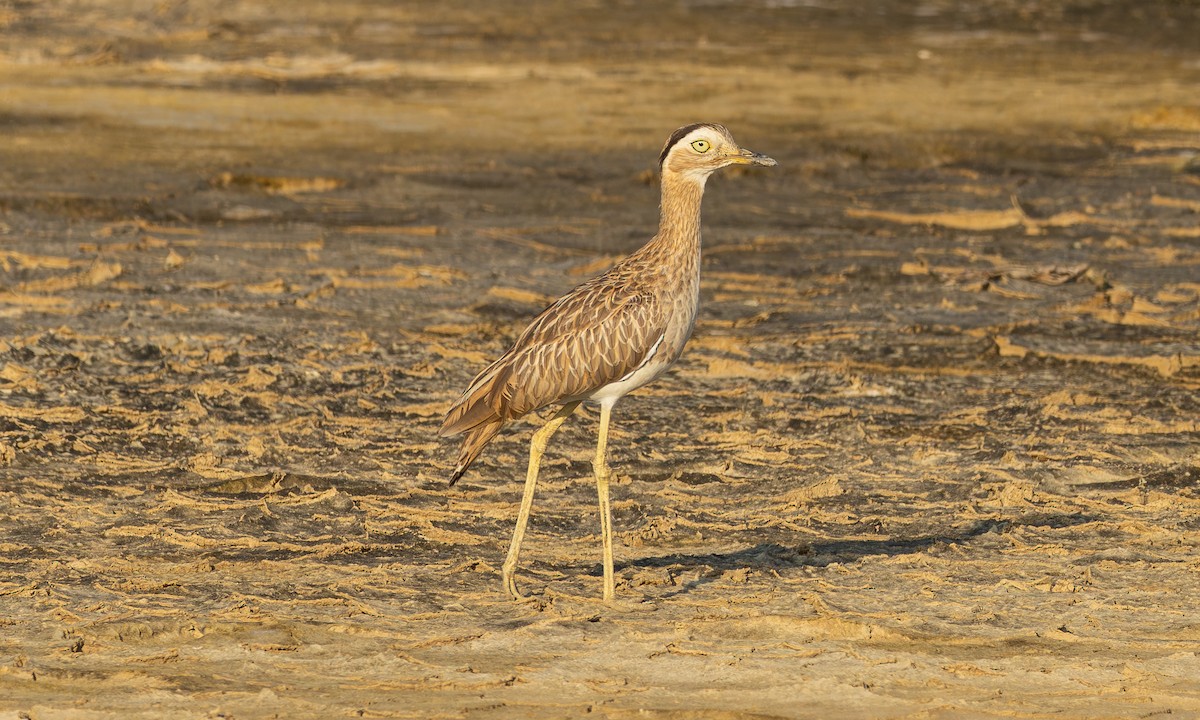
[
  {"x1": 501, "y1": 281, "x2": 666, "y2": 416},
  {"x1": 439, "y1": 261, "x2": 668, "y2": 479},
  {"x1": 447, "y1": 419, "x2": 503, "y2": 486},
  {"x1": 439, "y1": 356, "x2": 509, "y2": 438}
]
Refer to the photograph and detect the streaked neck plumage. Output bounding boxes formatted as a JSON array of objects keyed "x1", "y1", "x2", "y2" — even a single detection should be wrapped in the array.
[{"x1": 647, "y1": 170, "x2": 709, "y2": 261}]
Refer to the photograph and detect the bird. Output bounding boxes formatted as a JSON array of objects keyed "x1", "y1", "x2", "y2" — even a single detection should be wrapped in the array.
[{"x1": 439, "y1": 123, "x2": 776, "y2": 602}]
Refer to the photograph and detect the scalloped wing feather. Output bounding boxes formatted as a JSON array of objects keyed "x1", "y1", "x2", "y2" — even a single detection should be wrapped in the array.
[{"x1": 440, "y1": 273, "x2": 667, "y2": 435}]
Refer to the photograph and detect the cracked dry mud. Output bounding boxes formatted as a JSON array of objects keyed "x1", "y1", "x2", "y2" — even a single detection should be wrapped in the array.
[{"x1": 2, "y1": 1, "x2": 1200, "y2": 718}]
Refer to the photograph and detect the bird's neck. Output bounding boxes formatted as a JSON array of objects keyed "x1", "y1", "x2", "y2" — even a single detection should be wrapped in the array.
[{"x1": 651, "y1": 172, "x2": 707, "y2": 259}]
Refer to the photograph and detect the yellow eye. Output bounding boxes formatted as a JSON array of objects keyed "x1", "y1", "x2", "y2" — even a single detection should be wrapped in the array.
[{"x1": 690, "y1": 139, "x2": 711, "y2": 153}]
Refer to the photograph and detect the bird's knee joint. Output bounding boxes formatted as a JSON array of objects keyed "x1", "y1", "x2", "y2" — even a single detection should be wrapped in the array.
[
  {"x1": 530, "y1": 432, "x2": 555, "y2": 457},
  {"x1": 532, "y1": 419, "x2": 566, "y2": 450}
]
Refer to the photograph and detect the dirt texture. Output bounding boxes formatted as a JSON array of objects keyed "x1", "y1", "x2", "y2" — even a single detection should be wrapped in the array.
[{"x1": 2, "y1": 1, "x2": 1200, "y2": 718}]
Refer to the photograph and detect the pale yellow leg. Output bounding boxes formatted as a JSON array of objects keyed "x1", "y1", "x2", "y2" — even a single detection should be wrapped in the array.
[
  {"x1": 593, "y1": 402, "x2": 616, "y2": 603},
  {"x1": 502, "y1": 401, "x2": 580, "y2": 600}
]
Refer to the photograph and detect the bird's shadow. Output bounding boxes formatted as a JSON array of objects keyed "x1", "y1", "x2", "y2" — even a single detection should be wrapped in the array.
[{"x1": 600, "y1": 512, "x2": 1095, "y2": 598}]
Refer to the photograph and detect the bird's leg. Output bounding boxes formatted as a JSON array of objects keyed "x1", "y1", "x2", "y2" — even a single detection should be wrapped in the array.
[
  {"x1": 502, "y1": 401, "x2": 580, "y2": 600},
  {"x1": 593, "y1": 401, "x2": 616, "y2": 603}
]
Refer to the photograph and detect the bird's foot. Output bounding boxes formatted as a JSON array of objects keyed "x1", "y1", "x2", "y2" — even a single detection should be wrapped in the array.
[
  {"x1": 503, "y1": 579, "x2": 521, "y2": 600},
  {"x1": 502, "y1": 566, "x2": 526, "y2": 601}
]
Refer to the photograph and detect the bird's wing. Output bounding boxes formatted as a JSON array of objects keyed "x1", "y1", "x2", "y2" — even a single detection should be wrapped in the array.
[
  {"x1": 440, "y1": 273, "x2": 667, "y2": 436},
  {"x1": 503, "y1": 280, "x2": 667, "y2": 415}
]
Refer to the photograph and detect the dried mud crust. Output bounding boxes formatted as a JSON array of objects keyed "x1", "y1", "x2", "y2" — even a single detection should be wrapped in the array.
[{"x1": 2, "y1": 1, "x2": 1200, "y2": 718}]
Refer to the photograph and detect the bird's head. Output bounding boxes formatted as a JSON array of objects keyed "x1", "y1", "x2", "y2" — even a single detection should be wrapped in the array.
[{"x1": 658, "y1": 123, "x2": 777, "y2": 183}]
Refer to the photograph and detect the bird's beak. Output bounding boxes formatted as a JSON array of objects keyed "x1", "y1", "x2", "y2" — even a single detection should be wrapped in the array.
[{"x1": 728, "y1": 147, "x2": 778, "y2": 167}]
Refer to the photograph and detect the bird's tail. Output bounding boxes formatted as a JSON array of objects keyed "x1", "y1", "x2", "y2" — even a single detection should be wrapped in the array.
[
  {"x1": 448, "y1": 419, "x2": 503, "y2": 486},
  {"x1": 440, "y1": 359, "x2": 511, "y2": 484}
]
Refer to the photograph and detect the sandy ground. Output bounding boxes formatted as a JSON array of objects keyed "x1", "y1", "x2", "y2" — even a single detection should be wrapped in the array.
[{"x1": 2, "y1": 1, "x2": 1200, "y2": 718}]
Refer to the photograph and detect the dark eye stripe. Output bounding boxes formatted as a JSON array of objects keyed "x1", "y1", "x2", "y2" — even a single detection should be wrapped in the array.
[{"x1": 658, "y1": 122, "x2": 717, "y2": 167}]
